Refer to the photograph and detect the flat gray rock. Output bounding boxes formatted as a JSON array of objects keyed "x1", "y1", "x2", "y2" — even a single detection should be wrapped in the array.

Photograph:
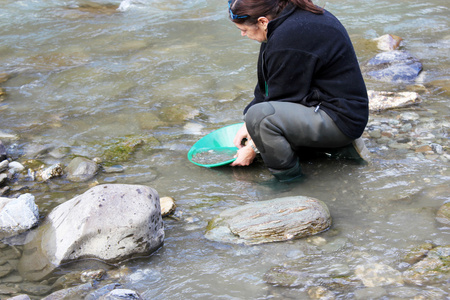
[{"x1": 205, "y1": 196, "x2": 331, "y2": 245}]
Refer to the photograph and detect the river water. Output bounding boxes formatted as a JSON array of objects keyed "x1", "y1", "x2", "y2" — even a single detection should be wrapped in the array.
[{"x1": 0, "y1": 0, "x2": 449, "y2": 299}]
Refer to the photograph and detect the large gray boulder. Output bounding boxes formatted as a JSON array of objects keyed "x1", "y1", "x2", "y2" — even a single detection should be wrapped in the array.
[
  {"x1": 0, "y1": 193, "x2": 39, "y2": 239},
  {"x1": 205, "y1": 196, "x2": 331, "y2": 245},
  {"x1": 18, "y1": 184, "x2": 164, "y2": 281}
]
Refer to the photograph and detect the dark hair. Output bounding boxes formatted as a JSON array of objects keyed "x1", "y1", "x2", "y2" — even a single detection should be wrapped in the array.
[{"x1": 229, "y1": 0, "x2": 323, "y2": 24}]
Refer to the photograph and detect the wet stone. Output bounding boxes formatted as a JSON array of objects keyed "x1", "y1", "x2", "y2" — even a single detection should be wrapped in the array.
[
  {"x1": 372, "y1": 34, "x2": 403, "y2": 51},
  {"x1": 18, "y1": 282, "x2": 52, "y2": 296},
  {"x1": 42, "y1": 282, "x2": 93, "y2": 300},
  {"x1": 205, "y1": 196, "x2": 331, "y2": 245},
  {"x1": 436, "y1": 203, "x2": 450, "y2": 225},
  {"x1": 1, "y1": 274, "x2": 23, "y2": 283},
  {"x1": 159, "y1": 104, "x2": 200, "y2": 123},
  {"x1": 0, "y1": 160, "x2": 8, "y2": 173},
  {"x1": 354, "y1": 263, "x2": 404, "y2": 287},
  {"x1": 0, "y1": 263, "x2": 13, "y2": 277},
  {"x1": 403, "y1": 243, "x2": 434, "y2": 265},
  {"x1": 364, "y1": 50, "x2": 422, "y2": 83},
  {"x1": 307, "y1": 286, "x2": 336, "y2": 300},
  {"x1": 36, "y1": 163, "x2": 64, "y2": 181},
  {"x1": 415, "y1": 145, "x2": 433, "y2": 153},
  {"x1": 65, "y1": 157, "x2": 98, "y2": 182},
  {"x1": 102, "y1": 136, "x2": 147, "y2": 163},
  {"x1": 81, "y1": 269, "x2": 106, "y2": 283},
  {"x1": 0, "y1": 173, "x2": 7, "y2": 185},
  {"x1": 402, "y1": 245, "x2": 450, "y2": 286},
  {"x1": 0, "y1": 284, "x2": 20, "y2": 295},
  {"x1": 368, "y1": 90, "x2": 421, "y2": 112},
  {"x1": 8, "y1": 161, "x2": 25, "y2": 173},
  {"x1": 388, "y1": 142, "x2": 411, "y2": 150},
  {"x1": 48, "y1": 147, "x2": 70, "y2": 159},
  {"x1": 160, "y1": 196, "x2": 176, "y2": 217},
  {"x1": 264, "y1": 266, "x2": 310, "y2": 287},
  {"x1": 85, "y1": 283, "x2": 121, "y2": 300}
]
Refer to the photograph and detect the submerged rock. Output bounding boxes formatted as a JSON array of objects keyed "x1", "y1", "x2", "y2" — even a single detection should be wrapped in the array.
[
  {"x1": 403, "y1": 245, "x2": 450, "y2": 286},
  {"x1": 354, "y1": 263, "x2": 404, "y2": 287},
  {"x1": 18, "y1": 184, "x2": 164, "y2": 281},
  {"x1": 403, "y1": 243, "x2": 434, "y2": 265},
  {"x1": 368, "y1": 90, "x2": 421, "y2": 112},
  {"x1": 160, "y1": 104, "x2": 200, "y2": 123},
  {"x1": 364, "y1": 50, "x2": 422, "y2": 83},
  {"x1": 264, "y1": 266, "x2": 310, "y2": 287},
  {"x1": 205, "y1": 196, "x2": 331, "y2": 245},
  {"x1": 65, "y1": 157, "x2": 99, "y2": 182},
  {"x1": 0, "y1": 193, "x2": 39, "y2": 239},
  {"x1": 102, "y1": 137, "x2": 145, "y2": 163},
  {"x1": 436, "y1": 203, "x2": 450, "y2": 225}
]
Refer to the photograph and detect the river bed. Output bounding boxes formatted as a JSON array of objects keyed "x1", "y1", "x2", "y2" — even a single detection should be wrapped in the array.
[{"x1": 0, "y1": 0, "x2": 449, "y2": 299}]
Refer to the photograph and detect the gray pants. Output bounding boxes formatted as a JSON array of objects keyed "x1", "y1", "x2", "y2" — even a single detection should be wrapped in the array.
[{"x1": 245, "y1": 102, "x2": 353, "y2": 171}]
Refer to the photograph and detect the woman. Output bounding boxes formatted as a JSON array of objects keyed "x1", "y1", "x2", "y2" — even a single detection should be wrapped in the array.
[{"x1": 228, "y1": 0, "x2": 369, "y2": 182}]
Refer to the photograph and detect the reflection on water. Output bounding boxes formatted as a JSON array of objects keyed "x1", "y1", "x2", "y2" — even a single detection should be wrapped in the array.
[{"x1": 0, "y1": 0, "x2": 449, "y2": 298}]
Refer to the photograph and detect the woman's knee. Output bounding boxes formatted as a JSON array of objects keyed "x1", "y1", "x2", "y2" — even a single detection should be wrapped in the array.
[{"x1": 245, "y1": 102, "x2": 276, "y2": 133}]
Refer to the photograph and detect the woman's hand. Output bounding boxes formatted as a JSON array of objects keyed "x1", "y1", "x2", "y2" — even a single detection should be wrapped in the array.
[
  {"x1": 233, "y1": 123, "x2": 249, "y2": 149},
  {"x1": 230, "y1": 144, "x2": 256, "y2": 166}
]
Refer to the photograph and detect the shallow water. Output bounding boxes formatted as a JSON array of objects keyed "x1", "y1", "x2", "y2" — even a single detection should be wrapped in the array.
[
  {"x1": 0, "y1": 0, "x2": 449, "y2": 298},
  {"x1": 190, "y1": 147, "x2": 237, "y2": 166}
]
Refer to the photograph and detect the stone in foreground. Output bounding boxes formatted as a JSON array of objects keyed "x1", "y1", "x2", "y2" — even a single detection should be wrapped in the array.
[
  {"x1": 205, "y1": 196, "x2": 331, "y2": 245},
  {"x1": 18, "y1": 184, "x2": 164, "y2": 281},
  {"x1": 0, "y1": 193, "x2": 39, "y2": 239}
]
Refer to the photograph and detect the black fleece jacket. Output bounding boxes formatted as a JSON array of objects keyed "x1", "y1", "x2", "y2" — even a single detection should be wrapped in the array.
[{"x1": 244, "y1": 4, "x2": 369, "y2": 140}]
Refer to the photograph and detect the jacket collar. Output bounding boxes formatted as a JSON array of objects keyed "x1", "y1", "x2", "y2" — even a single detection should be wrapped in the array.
[{"x1": 266, "y1": 3, "x2": 296, "y2": 40}]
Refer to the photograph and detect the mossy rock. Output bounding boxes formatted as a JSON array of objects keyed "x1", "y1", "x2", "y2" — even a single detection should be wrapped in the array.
[
  {"x1": 403, "y1": 245, "x2": 450, "y2": 286},
  {"x1": 403, "y1": 243, "x2": 434, "y2": 265},
  {"x1": 102, "y1": 135, "x2": 160, "y2": 163}
]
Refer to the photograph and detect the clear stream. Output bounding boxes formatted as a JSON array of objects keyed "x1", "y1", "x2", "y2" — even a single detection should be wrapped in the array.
[{"x1": 0, "y1": 0, "x2": 449, "y2": 299}]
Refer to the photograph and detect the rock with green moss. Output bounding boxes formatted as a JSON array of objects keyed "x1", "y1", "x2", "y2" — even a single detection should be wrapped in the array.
[
  {"x1": 102, "y1": 136, "x2": 160, "y2": 164},
  {"x1": 403, "y1": 243, "x2": 434, "y2": 265},
  {"x1": 402, "y1": 245, "x2": 450, "y2": 286},
  {"x1": 205, "y1": 196, "x2": 331, "y2": 245}
]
